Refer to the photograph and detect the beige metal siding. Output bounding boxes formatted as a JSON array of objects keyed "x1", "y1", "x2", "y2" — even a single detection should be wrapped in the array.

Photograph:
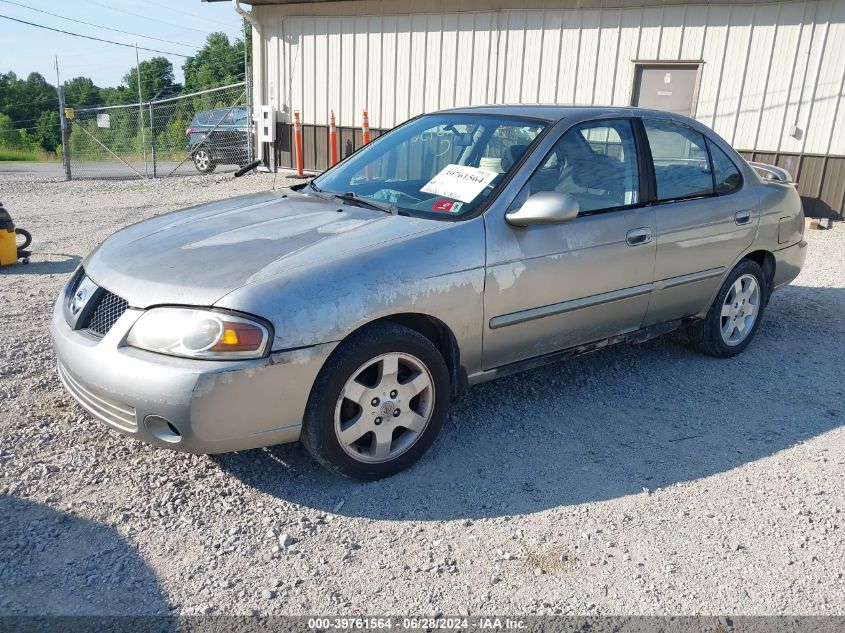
[{"x1": 254, "y1": 0, "x2": 844, "y2": 156}]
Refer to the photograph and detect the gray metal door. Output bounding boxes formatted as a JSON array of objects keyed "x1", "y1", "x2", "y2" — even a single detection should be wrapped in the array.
[{"x1": 632, "y1": 65, "x2": 700, "y2": 117}]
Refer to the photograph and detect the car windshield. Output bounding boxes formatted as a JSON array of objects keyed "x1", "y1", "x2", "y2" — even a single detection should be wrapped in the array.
[{"x1": 312, "y1": 114, "x2": 547, "y2": 219}]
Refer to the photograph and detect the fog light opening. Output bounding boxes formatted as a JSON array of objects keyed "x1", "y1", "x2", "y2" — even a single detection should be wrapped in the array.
[{"x1": 145, "y1": 415, "x2": 183, "y2": 444}]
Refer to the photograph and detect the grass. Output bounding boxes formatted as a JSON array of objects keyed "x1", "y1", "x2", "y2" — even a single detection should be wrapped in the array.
[{"x1": 0, "y1": 148, "x2": 59, "y2": 162}]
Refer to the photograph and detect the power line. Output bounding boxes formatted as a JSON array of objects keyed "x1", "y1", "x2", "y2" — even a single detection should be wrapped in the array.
[
  {"x1": 135, "y1": 0, "x2": 239, "y2": 30},
  {"x1": 79, "y1": 0, "x2": 227, "y2": 37},
  {"x1": 0, "y1": 14, "x2": 191, "y2": 57},
  {"x1": 0, "y1": 0, "x2": 201, "y2": 49}
]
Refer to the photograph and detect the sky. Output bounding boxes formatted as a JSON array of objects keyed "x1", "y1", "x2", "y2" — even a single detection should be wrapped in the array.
[{"x1": 0, "y1": 0, "x2": 246, "y2": 88}]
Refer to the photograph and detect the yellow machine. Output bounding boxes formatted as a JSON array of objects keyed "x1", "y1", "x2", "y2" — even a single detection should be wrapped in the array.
[{"x1": 0, "y1": 203, "x2": 31, "y2": 266}]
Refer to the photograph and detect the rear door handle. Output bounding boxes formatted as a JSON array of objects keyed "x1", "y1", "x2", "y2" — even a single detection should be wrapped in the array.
[
  {"x1": 626, "y1": 227, "x2": 652, "y2": 247},
  {"x1": 734, "y1": 210, "x2": 754, "y2": 225}
]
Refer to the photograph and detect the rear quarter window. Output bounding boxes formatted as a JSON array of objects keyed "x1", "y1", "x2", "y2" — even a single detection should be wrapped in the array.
[{"x1": 707, "y1": 140, "x2": 743, "y2": 194}]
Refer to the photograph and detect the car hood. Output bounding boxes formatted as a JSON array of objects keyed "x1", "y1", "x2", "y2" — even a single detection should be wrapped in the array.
[{"x1": 83, "y1": 190, "x2": 443, "y2": 308}]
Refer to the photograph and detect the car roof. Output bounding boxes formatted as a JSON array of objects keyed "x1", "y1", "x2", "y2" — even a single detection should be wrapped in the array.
[{"x1": 441, "y1": 104, "x2": 697, "y2": 125}]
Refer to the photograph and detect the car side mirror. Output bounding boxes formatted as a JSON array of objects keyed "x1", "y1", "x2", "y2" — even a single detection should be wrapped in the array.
[{"x1": 505, "y1": 191, "x2": 579, "y2": 227}]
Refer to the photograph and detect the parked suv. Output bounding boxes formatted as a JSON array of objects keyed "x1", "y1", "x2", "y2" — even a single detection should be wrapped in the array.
[{"x1": 186, "y1": 106, "x2": 251, "y2": 173}]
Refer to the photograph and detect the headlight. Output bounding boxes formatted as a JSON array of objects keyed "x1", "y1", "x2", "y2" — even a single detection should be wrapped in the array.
[{"x1": 126, "y1": 308, "x2": 271, "y2": 360}]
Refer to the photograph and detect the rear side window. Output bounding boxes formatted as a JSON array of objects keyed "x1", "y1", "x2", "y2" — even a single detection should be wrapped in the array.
[
  {"x1": 644, "y1": 119, "x2": 712, "y2": 200},
  {"x1": 708, "y1": 140, "x2": 742, "y2": 193}
]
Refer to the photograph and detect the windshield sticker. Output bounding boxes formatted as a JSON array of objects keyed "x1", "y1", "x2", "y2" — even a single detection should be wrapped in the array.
[
  {"x1": 432, "y1": 199, "x2": 463, "y2": 213},
  {"x1": 421, "y1": 164, "x2": 498, "y2": 203}
]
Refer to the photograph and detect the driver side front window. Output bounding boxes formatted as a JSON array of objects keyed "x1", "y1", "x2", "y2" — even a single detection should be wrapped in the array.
[{"x1": 526, "y1": 119, "x2": 640, "y2": 213}]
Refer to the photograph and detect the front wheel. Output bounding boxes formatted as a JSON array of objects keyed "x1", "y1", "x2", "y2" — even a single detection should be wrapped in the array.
[
  {"x1": 301, "y1": 323, "x2": 451, "y2": 479},
  {"x1": 192, "y1": 147, "x2": 216, "y2": 174},
  {"x1": 688, "y1": 259, "x2": 766, "y2": 358}
]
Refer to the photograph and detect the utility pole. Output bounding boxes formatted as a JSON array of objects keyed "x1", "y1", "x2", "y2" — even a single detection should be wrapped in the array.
[
  {"x1": 135, "y1": 43, "x2": 148, "y2": 178},
  {"x1": 55, "y1": 56, "x2": 71, "y2": 181}
]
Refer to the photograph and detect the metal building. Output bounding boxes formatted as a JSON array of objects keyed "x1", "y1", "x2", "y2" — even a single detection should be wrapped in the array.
[{"x1": 223, "y1": 0, "x2": 845, "y2": 218}]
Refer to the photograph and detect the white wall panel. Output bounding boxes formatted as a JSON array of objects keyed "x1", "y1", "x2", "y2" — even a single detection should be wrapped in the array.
[
  {"x1": 716, "y1": 5, "x2": 754, "y2": 143},
  {"x1": 471, "y1": 13, "x2": 494, "y2": 106},
  {"x1": 260, "y1": 1, "x2": 844, "y2": 154},
  {"x1": 826, "y1": 2, "x2": 845, "y2": 156},
  {"x1": 556, "y1": 11, "x2": 581, "y2": 105},
  {"x1": 755, "y1": 2, "x2": 805, "y2": 152},
  {"x1": 379, "y1": 16, "x2": 396, "y2": 127},
  {"x1": 594, "y1": 10, "x2": 621, "y2": 106},
  {"x1": 408, "y1": 14, "x2": 427, "y2": 118},
  {"x1": 638, "y1": 7, "x2": 663, "y2": 60},
  {"x1": 367, "y1": 16, "x2": 383, "y2": 127},
  {"x1": 801, "y1": 0, "x2": 837, "y2": 154},
  {"x1": 440, "y1": 14, "x2": 459, "y2": 109},
  {"x1": 424, "y1": 14, "x2": 443, "y2": 112},
  {"x1": 614, "y1": 9, "x2": 643, "y2": 106},
  {"x1": 522, "y1": 11, "x2": 545, "y2": 103},
  {"x1": 394, "y1": 16, "x2": 411, "y2": 125},
  {"x1": 732, "y1": 4, "x2": 777, "y2": 151},
  {"x1": 537, "y1": 11, "x2": 563, "y2": 104},
  {"x1": 696, "y1": 6, "x2": 730, "y2": 130},
  {"x1": 659, "y1": 5, "x2": 686, "y2": 60}
]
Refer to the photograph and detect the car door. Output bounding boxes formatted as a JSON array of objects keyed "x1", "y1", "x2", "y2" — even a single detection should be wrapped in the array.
[
  {"x1": 483, "y1": 117, "x2": 657, "y2": 370},
  {"x1": 639, "y1": 118, "x2": 760, "y2": 326}
]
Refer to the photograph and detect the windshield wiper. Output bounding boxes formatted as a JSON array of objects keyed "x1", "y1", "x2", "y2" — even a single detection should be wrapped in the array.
[
  {"x1": 306, "y1": 182, "x2": 398, "y2": 215},
  {"x1": 333, "y1": 191, "x2": 398, "y2": 215}
]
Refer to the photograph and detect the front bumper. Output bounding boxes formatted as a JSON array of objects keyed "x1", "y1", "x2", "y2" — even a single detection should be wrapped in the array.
[{"x1": 51, "y1": 295, "x2": 337, "y2": 454}]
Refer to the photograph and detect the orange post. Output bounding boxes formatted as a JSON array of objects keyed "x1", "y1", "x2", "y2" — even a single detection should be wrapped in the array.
[
  {"x1": 362, "y1": 109, "x2": 372, "y2": 180},
  {"x1": 293, "y1": 110, "x2": 304, "y2": 177},
  {"x1": 361, "y1": 108, "x2": 371, "y2": 145},
  {"x1": 329, "y1": 110, "x2": 338, "y2": 167}
]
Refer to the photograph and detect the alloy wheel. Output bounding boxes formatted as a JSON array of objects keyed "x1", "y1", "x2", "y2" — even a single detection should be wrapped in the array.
[
  {"x1": 720, "y1": 273, "x2": 760, "y2": 346},
  {"x1": 334, "y1": 352, "x2": 435, "y2": 463},
  {"x1": 194, "y1": 149, "x2": 210, "y2": 171}
]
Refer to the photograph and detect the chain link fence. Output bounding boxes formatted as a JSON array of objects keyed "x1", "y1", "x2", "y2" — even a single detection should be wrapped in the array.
[{"x1": 66, "y1": 83, "x2": 250, "y2": 180}]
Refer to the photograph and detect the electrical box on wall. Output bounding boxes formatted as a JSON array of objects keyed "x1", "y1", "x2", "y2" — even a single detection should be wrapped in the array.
[{"x1": 257, "y1": 105, "x2": 275, "y2": 143}]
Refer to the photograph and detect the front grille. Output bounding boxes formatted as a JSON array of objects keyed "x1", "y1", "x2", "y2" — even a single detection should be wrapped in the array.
[
  {"x1": 57, "y1": 363, "x2": 137, "y2": 432},
  {"x1": 83, "y1": 290, "x2": 129, "y2": 337}
]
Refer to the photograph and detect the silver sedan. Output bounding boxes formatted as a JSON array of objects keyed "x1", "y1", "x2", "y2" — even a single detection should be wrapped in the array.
[{"x1": 52, "y1": 106, "x2": 807, "y2": 479}]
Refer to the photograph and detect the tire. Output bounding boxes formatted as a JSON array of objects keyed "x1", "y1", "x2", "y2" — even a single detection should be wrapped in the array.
[
  {"x1": 301, "y1": 322, "x2": 451, "y2": 479},
  {"x1": 688, "y1": 259, "x2": 767, "y2": 358},
  {"x1": 192, "y1": 147, "x2": 216, "y2": 174}
]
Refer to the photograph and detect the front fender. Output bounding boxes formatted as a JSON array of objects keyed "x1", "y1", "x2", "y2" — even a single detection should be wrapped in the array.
[{"x1": 214, "y1": 217, "x2": 487, "y2": 375}]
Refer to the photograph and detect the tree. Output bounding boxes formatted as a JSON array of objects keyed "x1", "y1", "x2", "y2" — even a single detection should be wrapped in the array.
[
  {"x1": 64, "y1": 76, "x2": 101, "y2": 108},
  {"x1": 100, "y1": 86, "x2": 131, "y2": 106},
  {"x1": 32, "y1": 110, "x2": 60, "y2": 153},
  {"x1": 0, "y1": 72, "x2": 57, "y2": 126},
  {"x1": 0, "y1": 72, "x2": 58, "y2": 153},
  {"x1": 182, "y1": 32, "x2": 247, "y2": 93},
  {"x1": 123, "y1": 57, "x2": 181, "y2": 102}
]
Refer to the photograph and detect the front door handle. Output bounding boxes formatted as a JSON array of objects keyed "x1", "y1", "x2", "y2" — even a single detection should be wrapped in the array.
[
  {"x1": 626, "y1": 227, "x2": 652, "y2": 247},
  {"x1": 734, "y1": 210, "x2": 754, "y2": 225}
]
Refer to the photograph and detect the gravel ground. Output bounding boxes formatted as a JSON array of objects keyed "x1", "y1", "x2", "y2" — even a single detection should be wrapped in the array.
[{"x1": 0, "y1": 172, "x2": 843, "y2": 617}]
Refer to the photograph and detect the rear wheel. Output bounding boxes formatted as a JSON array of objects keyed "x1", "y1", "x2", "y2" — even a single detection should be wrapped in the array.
[
  {"x1": 688, "y1": 259, "x2": 766, "y2": 358},
  {"x1": 193, "y1": 147, "x2": 216, "y2": 174},
  {"x1": 301, "y1": 323, "x2": 450, "y2": 479}
]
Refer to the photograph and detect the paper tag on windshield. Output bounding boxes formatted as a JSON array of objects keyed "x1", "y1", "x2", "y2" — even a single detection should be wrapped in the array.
[{"x1": 420, "y1": 164, "x2": 498, "y2": 203}]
